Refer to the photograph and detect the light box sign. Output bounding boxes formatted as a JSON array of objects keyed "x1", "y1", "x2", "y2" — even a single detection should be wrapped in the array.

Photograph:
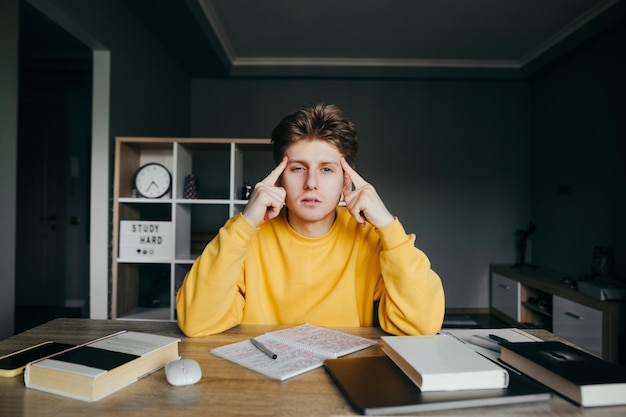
[{"x1": 119, "y1": 221, "x2": 172, "y2": 259}]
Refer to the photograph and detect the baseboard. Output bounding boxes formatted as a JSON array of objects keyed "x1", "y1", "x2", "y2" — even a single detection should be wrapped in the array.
[
  {"x1": 64, "y1": 299, "x2": 86, "y2": 309},
  {"x1": 445, "y1": 307, "x2": 491, "y2": 315}
]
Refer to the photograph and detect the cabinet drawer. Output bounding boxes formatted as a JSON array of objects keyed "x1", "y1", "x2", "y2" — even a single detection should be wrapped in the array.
[
  {"x1": 491, "y1": 273, "x2": 520, "y2": 322},
  {"x1": 552, "y1": 295, "x2": 602, "y2": 358}
]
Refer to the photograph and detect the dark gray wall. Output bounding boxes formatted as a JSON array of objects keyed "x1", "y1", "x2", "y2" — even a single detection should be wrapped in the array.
[
  {"x1": 0, "y1": 0, "x2": 19, "y2": 338},
  {"x1": 191, "y1": 79, "x2": 531, "y2": 308},
  {"x1": 44, "y1": 0, "x2": 192, "y2": 137},
  {"x1": 0, "y1": 0, "x2": 192, "y2": 337},
  {"x1": 530, "y1": 17, "x2": 626, "y2": 280}
]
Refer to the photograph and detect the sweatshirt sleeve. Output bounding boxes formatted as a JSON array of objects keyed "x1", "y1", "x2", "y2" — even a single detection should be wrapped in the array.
[
  {"x1": 176, "y1": 213, "x2": 257, "y2": 336},
  {"x1": 374, "y1": 218, "x2": 445, "y2": 336}
]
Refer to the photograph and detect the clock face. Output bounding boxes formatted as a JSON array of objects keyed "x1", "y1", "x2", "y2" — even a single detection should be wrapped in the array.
[{"x1": 134, "y1": 163, "x2": 172, "y2": 198}]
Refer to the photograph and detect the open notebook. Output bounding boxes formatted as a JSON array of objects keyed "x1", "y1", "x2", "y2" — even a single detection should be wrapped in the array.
[{"x1": 211, "y1": 324, "x2": 376, "y2": 380}]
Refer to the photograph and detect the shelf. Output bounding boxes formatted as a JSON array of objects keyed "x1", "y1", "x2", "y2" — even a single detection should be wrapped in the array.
[
  {"x1": 521, "y1": 301, "x2": 552, "y2": 318},
  {"x1": 174, "y1": 258, "x2": 197, "y2": 265},
  {"x1": 174, "y1": 198, "x2": 232, "y2": 204},
  {"x1": 118, "y1": 198, "x2": 173, "y2": 204},
  {"x1": 111, "y1": 137, "x2": 271, "y2": 322},
  {"x1": 117, "y1": 307, "x2": 172, "y2": 321},
  {"x1": 117, "y1": 258, "x2": 172, "y2": 264}
]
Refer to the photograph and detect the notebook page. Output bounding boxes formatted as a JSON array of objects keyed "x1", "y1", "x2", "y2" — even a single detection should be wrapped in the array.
[{"x1": 267, "y1": 324, "x2": 376, "y2": 358}]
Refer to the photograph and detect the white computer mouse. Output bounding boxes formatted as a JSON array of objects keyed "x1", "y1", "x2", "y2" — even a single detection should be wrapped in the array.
[{"x1": 165, "y1": 358, "x2": 202, "y2": 386}]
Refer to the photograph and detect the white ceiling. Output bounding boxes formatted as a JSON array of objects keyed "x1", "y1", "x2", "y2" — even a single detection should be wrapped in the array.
[{"x1": 125, "y1": 0, "x2": 626, "y2": 78}]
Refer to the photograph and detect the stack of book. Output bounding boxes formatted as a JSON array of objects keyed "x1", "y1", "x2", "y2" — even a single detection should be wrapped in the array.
[
  {"x1": 324, "y1": 332, "x2": 551, "y2": 415},
  {"x1": 325, "y1": 329, "x2": 626, "y2": 414}
]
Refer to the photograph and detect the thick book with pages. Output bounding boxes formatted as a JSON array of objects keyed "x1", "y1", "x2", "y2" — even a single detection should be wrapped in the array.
[
  {"x1": 324, "y1": 355, "x2": 551, "y2": 415},
  {"x1": 381, "y1": 334, "x2": 509, "y2": 391},
  {"x1": 500, "y1": 341, "x2": 626, "y2": 407},
  {"x1": 24, "y1": 331, "x2": 180, "y2": 401},
  {"x1": 211, "y1": 324, "x2": 376, "y2": 381}
]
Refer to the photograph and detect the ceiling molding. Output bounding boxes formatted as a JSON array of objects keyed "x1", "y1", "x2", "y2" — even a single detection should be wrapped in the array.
[
  {"x1": 195, "y1": 0, "x2": 236, "y2": 63},
  {"x1": 519, "y1": 0, "x2": 621, "y2": 67},
  {"x1": 232, "y1": 57, "x2": 521, "y2": 70},
  {"x1": 228, "y1": 57, "x2": 523, "y2": 79}
]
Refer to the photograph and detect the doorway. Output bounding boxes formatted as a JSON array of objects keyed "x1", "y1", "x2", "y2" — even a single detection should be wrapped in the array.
[{"x1": 15, "y1": 2, "x2": 92, "y2": 332}]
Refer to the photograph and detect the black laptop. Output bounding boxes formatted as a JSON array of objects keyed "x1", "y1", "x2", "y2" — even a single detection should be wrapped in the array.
[{"x1": 324, "y1": 355, "x2": 551, "y2": 415}]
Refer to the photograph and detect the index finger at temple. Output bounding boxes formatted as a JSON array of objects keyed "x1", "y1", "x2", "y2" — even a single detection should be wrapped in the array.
[
  {"x1": 341, "y1": 157, "x2": 367, "y2": 188},
  {"x1": 263, "y1": 157, "x2": 288, "y2": 185}
]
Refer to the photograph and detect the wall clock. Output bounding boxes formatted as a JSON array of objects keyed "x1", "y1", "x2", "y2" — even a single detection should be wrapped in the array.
[{"x1": 134, "y1": 162, "x2": 172, "y2": 198}]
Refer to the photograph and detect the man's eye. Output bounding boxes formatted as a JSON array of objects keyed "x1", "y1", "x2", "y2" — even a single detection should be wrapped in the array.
[
  {"x1": 292, "y1": 166, "x2": 305, "y2": 172},
  {"x1": 322, "y1": 167, "x2": 332, "y2": 173}
]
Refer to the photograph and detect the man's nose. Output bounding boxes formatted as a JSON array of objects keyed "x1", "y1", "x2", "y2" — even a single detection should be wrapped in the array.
[{"x1": 304, "y1": 171, "x2": 318, "y2": 189}]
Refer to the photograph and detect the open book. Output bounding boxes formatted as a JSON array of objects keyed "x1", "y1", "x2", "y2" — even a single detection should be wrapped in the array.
[{"x1": 211, "y1": 324, "x2": 376, "y2": 381}]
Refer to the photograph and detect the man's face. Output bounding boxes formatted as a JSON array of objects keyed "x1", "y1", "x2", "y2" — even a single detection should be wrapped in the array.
[{"x1": 281, "y1": 138, "x2": 348, "y2": 235}]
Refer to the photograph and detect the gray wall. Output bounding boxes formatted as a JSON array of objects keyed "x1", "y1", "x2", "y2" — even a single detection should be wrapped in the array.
[
  {"x1": 0, "y1": 0, "x2": 19, "y2": 338},
  {"x1": 191, "y1": 79, "x2": 531, "y2": 308},
  {"x1": 530, "y1": 17, "x2": 626, "y2": 279}
]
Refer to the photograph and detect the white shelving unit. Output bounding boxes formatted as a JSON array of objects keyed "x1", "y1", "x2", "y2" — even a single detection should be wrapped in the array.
[{"x1": 112, "y1": 137, "x2": 272, "y2": 321}]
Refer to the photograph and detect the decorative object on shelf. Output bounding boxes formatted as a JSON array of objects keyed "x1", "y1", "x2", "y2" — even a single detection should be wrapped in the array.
[
  {"x1": 591, "y1": 245, "x2": 614, "y2": 279},
  {"x1": 513, "y1": 221, "x2": 536, "y2": 267},
  {"x1": 241, "y1": 181, "x2": 252, "y2": 200},
  {"x1": 183, "y1": 174, "x2": 199, "y2": 199},
  {"x1": 526, "y1": 296, "x2": 551, "y2": 312},
  {"x1": 133, "y1": 162, "x2": 172, "y2": 198}
]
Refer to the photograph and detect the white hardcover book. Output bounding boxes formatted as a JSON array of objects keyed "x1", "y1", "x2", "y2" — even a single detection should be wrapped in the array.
[{"x1": 381, "y1": 334, "x2": 509, "y2": 392}]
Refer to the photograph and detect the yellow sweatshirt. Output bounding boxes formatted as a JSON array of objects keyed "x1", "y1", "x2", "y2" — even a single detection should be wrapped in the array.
[{"x1": 176, "y1": 207, "x2": 444, "y2": 337}]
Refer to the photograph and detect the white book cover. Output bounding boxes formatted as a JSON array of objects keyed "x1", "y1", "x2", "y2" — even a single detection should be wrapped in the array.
[{"x1": 381, "y1": 334, "x2": 509, "y2": 392}]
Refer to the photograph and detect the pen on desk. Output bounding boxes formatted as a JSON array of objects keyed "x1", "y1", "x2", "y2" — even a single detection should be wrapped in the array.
[
  {"x1": 469, "y1": 335, "x2": 501, "y2": 352},
  {"x1": 250, "y1": 338, "x2": 278, "y2": 359},
  {"x1": 488, "y1": 334, "x2": 510, "y2": 345}
]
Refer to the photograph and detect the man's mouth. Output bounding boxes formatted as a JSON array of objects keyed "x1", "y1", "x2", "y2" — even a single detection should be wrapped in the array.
[{"x1": 301, "y1": 197, "x2": 322, "y2": 206}]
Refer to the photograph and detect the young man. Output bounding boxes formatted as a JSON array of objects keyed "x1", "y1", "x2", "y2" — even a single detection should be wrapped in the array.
[{"x1": 176, "y1": 103, "x2": 445, "y2": 337}]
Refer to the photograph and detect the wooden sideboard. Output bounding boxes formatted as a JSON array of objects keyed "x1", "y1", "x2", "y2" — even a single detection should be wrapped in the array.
[{"x1": 490, "y1": 264, "x2": 626, "y2": 364}]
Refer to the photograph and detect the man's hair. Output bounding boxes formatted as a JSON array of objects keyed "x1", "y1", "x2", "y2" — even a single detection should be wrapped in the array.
[{"x1": 271, "y1": 102, "x2": 359, "y2": 166}]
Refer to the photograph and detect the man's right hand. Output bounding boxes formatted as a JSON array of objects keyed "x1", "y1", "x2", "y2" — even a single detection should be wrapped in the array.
[{"x1": 241, "y1": 157, "x2": 288, "y2": 227}]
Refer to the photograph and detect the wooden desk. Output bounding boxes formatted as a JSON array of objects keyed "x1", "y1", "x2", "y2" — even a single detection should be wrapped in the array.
[{"x1": 1, "y1": 319, "x2": 625, "y2": 417}]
